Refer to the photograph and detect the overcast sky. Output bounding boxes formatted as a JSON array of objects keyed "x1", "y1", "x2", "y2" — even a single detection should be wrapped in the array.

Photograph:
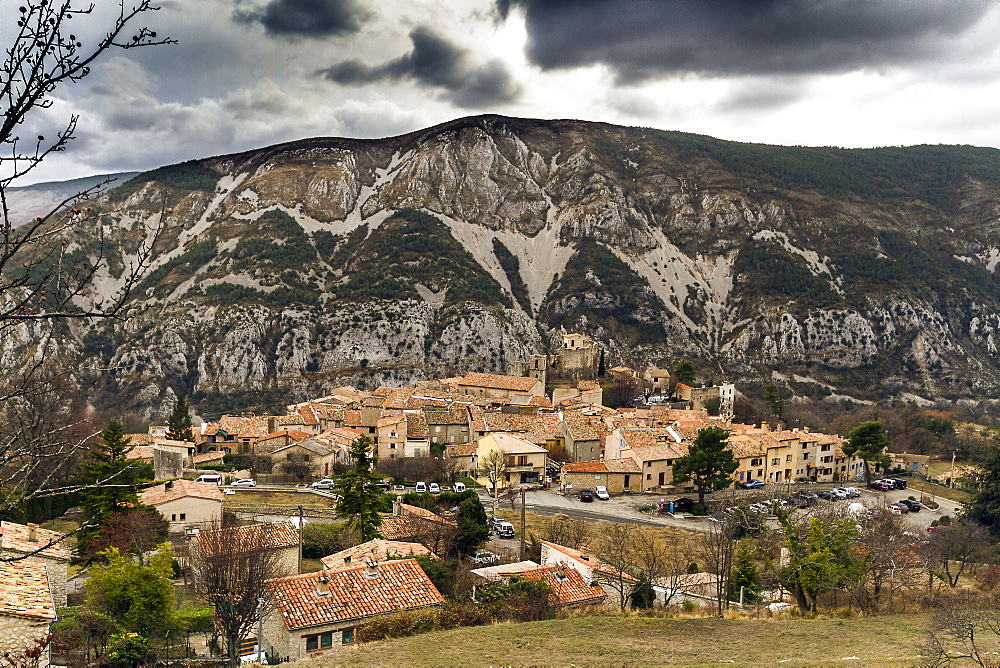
[{"x1": 12, "y1": 0, "x2": 1000, "y2": 184}]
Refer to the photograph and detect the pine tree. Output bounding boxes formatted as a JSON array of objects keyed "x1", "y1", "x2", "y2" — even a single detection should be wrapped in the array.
[
  {"x1": 964, "y1": 443, "x2": 1000, "y2": 538},
  {"x1": 335, "y1": 435, "x2": 384, "y2": 541},
  {"x1": 843, "y1": 420, "x2": 891, "y2": 485},
  {"x1": 728, "y1": 541, "x2": 763, "y2": 605},
  {"x1": 671, "y1": 426, "x2": 737, "y2": 508},
  {"x1": 166, "y1": 394, "x2": 194, "y2": 442},
  {"x1": 674, "y1": 360, "x2": 696, "y2": 385},
  {"x1": 80, "y1": 421, "x2": 154, "y2": 541}
]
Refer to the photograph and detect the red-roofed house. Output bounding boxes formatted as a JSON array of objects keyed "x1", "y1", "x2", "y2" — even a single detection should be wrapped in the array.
[
  {"x1": 455, "y1": 373, "x2": 544, "y2": 399},
  {"x1": 262, "y1": 559, "x2": 444, "y2": 660},
  {"x1": 1, "y1": 522, "x2": 70, "y2": 608},
  {"x1": 320, "y1": 539, "x2": 431, "y2": 571},
  {"x1": 0, "y1": 558, "x2": 55, "y2": 666},
  {"x1": 139, "y1": 480, "x2": 225, "y2": 533},
  {"x1": 561, "y1": 457, "x2": 641, "y2": 494}
]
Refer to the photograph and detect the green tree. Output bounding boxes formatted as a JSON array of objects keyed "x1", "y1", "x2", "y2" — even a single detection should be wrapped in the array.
[
  {"x1": 166, "y1": 393, "x2": 194, "y2": 442},
  {"x1": 762, "y1": 383, "x2": 788, "y2": 420},
  {"x1": 452, "y1": 497, "x2": 490, "y2": 556},
  {"x1": 728, "y1": 541, "x2": 763, "y2": 606},
  {"x1": 671, "y1": 427, "x2": 738, "y2": 507},
  {"x1": 964, "y1": 443, "x2": 1000, "y2": 538},
  {"x1": 477, "y1": 448, "x2": 508, "y2": 505},
  {"x1": 336, "y1": 435, "x2": 385, "y2": 541},
  {"x1": 843, "y1": 420, "x2": 891, "y2": 485},
  {"x1": 769, "y1": 516, "x2": 860, "y2": 614},
  {"x1": 84, "y1": 544, "x2": 177, "y2": 638},
  {"x1": 674, "y1": 360, "x2": 696, "y2": 386},
  {"x1": 79, "y1": 421, "x2": 153, "y2": 543}
]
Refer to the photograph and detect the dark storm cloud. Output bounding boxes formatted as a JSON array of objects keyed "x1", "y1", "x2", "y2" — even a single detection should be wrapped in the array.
[
  {"x1": 318, "y1": 26, "x2": 521, "y2": 108},
  {"x1": 234, "y1": 0, "x2": 370, "y2": 38},
  {"x1": 497, "y1": 0, "x2": 993, "y2": 82}
]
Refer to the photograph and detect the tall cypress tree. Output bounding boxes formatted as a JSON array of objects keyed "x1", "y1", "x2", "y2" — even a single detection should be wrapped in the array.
[
  {"x1": 166, "y1": 393, "x2": 194, "y2": 442},
  {"x1": 335, "y1": 435, "x2": 384, "y2": 541}
]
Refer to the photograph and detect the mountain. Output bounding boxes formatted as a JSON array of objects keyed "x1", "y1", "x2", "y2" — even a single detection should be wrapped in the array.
[
  {"x1": 5, "y1": 172, "x2": 139, "y2": 226},
  {"x1": 41, "y1": 115, "x2": 1000, "y2": 417}
]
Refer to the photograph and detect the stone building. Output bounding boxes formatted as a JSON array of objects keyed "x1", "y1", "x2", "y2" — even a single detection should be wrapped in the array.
[{"x1": 0, "y1": 558, "x2": 55, "y2": 667}]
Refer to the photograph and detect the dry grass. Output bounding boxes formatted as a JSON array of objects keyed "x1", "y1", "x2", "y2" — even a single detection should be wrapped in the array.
[
  {"x1": 303, "y1": 613, "x2": 937, "y2": 666},
  {"x1": 493, "y1": 510, "x2": 699, "y2": 547},
  {"x1": 904, "y1": 478, "x2": 971, "y2": 504},
  {"x1": 223, "y1": 489, "x2": 335, "y2": 508}
]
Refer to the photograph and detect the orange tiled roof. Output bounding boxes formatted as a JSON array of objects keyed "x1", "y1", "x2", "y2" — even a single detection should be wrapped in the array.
[
  {"x1": 541, "y1": 540, "x2": 638, "y2": 581},
  {"x1": 516, "y1": 564, "x2": 606, "y2": 606},
  {"x1": 320, "y1": 540, "x2": 431, "y2": 571},
  {"x1": 192, "y1": 451, "x2": 225, "y2": 464},
  {"x1": 446, "y1": 443, "x2": 478, "y2": 457},
  {"x1": 1, "y1": 521, "x2": 70, "y2": 561},
  {"x1": 266, "y1": 559, "x2": 444, "y2": 631},
  {"x1": 405, "y1": 414, "x2": 429, "y2": 438},
  {"x1": 378, "y1": 516, "x2": 427, "y2": 541},
  {"x1": 0, "y1": 559, "x2": 54, "y2": 621},
  {"x1": 218, "y1": 414, "x2": 271, "y2": 439},
  {"x1": 197, "y1": 523, "x2": 299, "y2": 557},
  {"x1": 126, "y1": 445, "x2": 155, "y2": 460},
  {"x1": 605, "y1": 457, "x2": 642, "y2": 473},
  {"x1": 563, "y1": 461, "x2": 608, "y2": 474},
  {"x1": 139, "y1": 480, "x2": 225, "y2": 507},
  {"x1": 458, "y1": 373, "x2": 540, "y2": 392},
  {"x1": 259, "y1": 429, "x2": 312, "y2": 443}
]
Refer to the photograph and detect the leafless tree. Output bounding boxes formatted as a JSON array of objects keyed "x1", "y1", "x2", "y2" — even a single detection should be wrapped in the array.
[
  {"x1": 282, "y1": 452, "x2": 315, "y2": 481},
  {"x1": 0, "y1": 1, "x2": 171, "y2": 517},
  {"x1": 843, "y1": 509, "x2": 923, "y2": 613},
  {"x1": 697, "y1": 518, "x2": 739, "y2": 615},
  {"x1": 539, "y1": 513, "x2": 591, "y2": 550},
  {"x1": 922, "y1": 521, "x2": 997, "y2": 588},
  {"x1": 190, "y1": 523, "x2": 286, "y2": 666},
  {"x1": 921, "y1": 591, "x2": 1000, "y2": 667},
  {"x1": 591, "y1": 522, "x2": 640, "y2": 611},
  {"x1": 477, "y1": 449, "x2": 508, "y2": 505}
]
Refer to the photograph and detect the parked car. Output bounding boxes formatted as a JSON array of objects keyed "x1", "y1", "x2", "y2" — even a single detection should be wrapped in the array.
[
  {"x1": 452, "y1": 481, "x2": 467, "y2": 493},
  {"x1": 311, "y1": 478, "x2": 336, "y2": 489},
  {"x1": 429, "y1": 482, "x2": 441, "y2": 494},
  {"x1": 741, "y1": 479, "x2": 766, "y2": 489},
  {"x1": 869, "y1": 481, "x2": 891, "y2": 491},
  {"x1": 595, "y1": 485, "x2": 610, "y2": 500},
  {"x1": 817, "y1": 490, "x2": 837, "y2": 500},
  {"x1": 899, "y1": 499, "x2": 921, "y2": 512},
  {"x1": 579, "y1": 489, "x2": 595, "y2": 502},
  {"x1": 471, "y1": 550, "x2": 500, "y2": 564},
  {"x1": 891, "y1": 478, "x2": 908, "y2": 490},
  {"x1": 231, "y1": 478, "x2": 256, "y2": 487},
  {"x1": 831, "y1": 488, "x2": 849, "y2": 500},
  {"x1": 374, "y1": 480, "x2": 391, "y2": 490},
  {"x1": 415, "y1": 481, "x2": 427, "y2": 493},
  {"x1": 748, "y1": 503, "x2": 769, "y2": 514},
  {"x1": 890, "y1": 502, "x2": 910, "y2": 514},
  {"x1": 491, "y1": 519, "x2": 515, "y2": 538},
  {"x1": 842, "y1": 487, "x2": 862, "y2": 498}
]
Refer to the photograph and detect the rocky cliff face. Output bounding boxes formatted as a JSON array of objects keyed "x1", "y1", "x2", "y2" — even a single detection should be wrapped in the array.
[{"x1": 55, "y1": 115, "x2": 1000, "y2": 416}]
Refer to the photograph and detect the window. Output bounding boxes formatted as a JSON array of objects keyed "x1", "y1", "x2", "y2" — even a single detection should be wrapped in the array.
[
  {"x1": 342, "y1": 629, "x2": 354, "y2": 644},
  {"x1": 821, "y1": 444, "x2": 831, "y2": 451},
  {"x1": 771, "y1": 458, "x2": 779, "y2": 466},
  {"x1": 646, "y1": 461, "x2": 652, "y2": 468},
  {"x1": 179, "y1": 513, "x2": 186, "y2": 520},
  {"x1": 751, "y1": 458, "x2": 763, "y2": 467},
  {"x1": 785, "y1": 455, "x2": 792, "y2": 462},
  {"x1": 306, "y1": 632, "x2": 333, "y2": 651},
  {"x1": 801, "y1": 443, "x2": 808, "y2": 449},
  {"x1": 171, "y1": 514, "x2": 176, "y2": 521},
  {"x1": 646, "y1": 474, "x2": 651, "y2": 481}
]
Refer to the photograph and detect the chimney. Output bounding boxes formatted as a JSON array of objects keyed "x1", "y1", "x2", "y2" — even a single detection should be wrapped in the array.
[
  {"x1": 364, "y1": 561, "x2": 380, "y2": 579},
  {"x1": 165, "y1": 481, "x2": 173, "y2": 491},
  {"x1": 28, "y1": 523, "x2": 38, "y2": 543},
  {"x1": 393, "y1": 496, "x2": 403, "y2": 516},
  {"x1": 761, "y1": 422, "x2": 769, "y2": 432},
  {"x1": 315, "y1": 575, "x2": 332, "y2": 598}
]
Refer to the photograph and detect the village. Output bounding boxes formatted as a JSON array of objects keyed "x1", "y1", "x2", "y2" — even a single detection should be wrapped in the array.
[{"x1": 0, "y1": 333, "x2": 975, "y2": 666}]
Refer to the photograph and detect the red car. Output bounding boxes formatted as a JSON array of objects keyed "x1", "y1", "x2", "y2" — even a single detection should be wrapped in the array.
[{"x1": 869, "y1": 481, "x2": 890, "y2": 491}]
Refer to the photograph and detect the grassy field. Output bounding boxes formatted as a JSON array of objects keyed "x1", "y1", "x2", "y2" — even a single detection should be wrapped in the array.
[
  {"x1": 905, "y1": 478, "x2": 971, "y2": 504},
  {"x1": 223, "y1": 489, "x2": 335, "y2": 508},
  {"x1": 305, "y1": 613, "x2": 943, "y2": 666}
]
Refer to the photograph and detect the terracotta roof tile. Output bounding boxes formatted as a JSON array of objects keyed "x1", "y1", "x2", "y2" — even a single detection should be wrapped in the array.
[
  {"x1": 198, "y1": 523, "x2": 299, "y2": 557},
  {"x1": 1, "y1": 522, "x2": 70, "y2": 561},
  {"x1": 139, "y1": 480, "x2": 225, "y2": 507},
  {"x1": 405, "y1": 414, "x2": 429, "y2": 438},
  {"x1": 516, "y1": 564, "x2": 606, "y2": 606},
  {"x1": 0, "y1": 559, "x2": 54, "y2": 621},
  {"x1": 321, "y1": 540, "x2": 431, "y2": 571},
  {"x1": 563, "y1": 461, "x2": 609, "y2": 474},
  {"x1": 458, "y1": 374, "x2": 541, "y2": 392},
  {"x1": 266, "y1": 559, "x2": 444, "y2": 631}
]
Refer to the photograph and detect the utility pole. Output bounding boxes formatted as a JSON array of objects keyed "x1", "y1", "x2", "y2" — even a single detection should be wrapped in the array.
[
  {"x1": 257, "y1": 596, "x2": 264, "y2": 662},
  {"x1": 950, "y1": 451, "x2": 956, "y2": 489},
  {"x1": 519, "y1": 488, "x2": 526, "y2": 562},
  {"x1": 297, "y1": 505, "x2": 304, "y2": 573}
]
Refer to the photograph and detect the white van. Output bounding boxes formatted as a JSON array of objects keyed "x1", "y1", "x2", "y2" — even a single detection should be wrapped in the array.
[
  {"x1": 452, "y1": 482, "x2": 467, "y2": 493},
  {"x1": 195, "y1": 474, "x2": 223, "y2": 485},
  {"x1": 415, "y1": 481, "x2": 427, "y2": 493}
]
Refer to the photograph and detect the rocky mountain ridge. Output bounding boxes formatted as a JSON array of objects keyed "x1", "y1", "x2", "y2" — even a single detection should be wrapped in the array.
[{"x1": 35, "y1": 115, "x2": 1000, "y2": 417}]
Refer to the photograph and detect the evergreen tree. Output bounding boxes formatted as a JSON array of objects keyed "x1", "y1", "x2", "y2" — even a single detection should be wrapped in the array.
[
  {"x1": 763, "y1": 384, "x2": 788, "y2": 420},
  {"x1": 166, "y1": 393, "x2": 194, "y2": 442},
  {"x1": 80, "y1": 421, "x2": 153, "y2": 541},
  {"x1": 728, "y1": 542, "x2": 763, "y2": 605},
  {"x1": 674, "y1": 360, "x2": 696, "y2": 386},
  {"x1": 671, "y1": 426, "x2": 737, "y2": 507},
  {"x1": 843, "y1": 420, "x2": 891, "y2": 485},
  {"x1": 452, "y1": 497, "x2": 490, "y2": 556},
  {"x1": 335, "y1": 435, "x2": 384, "y2": 541},
  {"x1": 964, "y1": 443, "x2": 1000, "y2": 538}
]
